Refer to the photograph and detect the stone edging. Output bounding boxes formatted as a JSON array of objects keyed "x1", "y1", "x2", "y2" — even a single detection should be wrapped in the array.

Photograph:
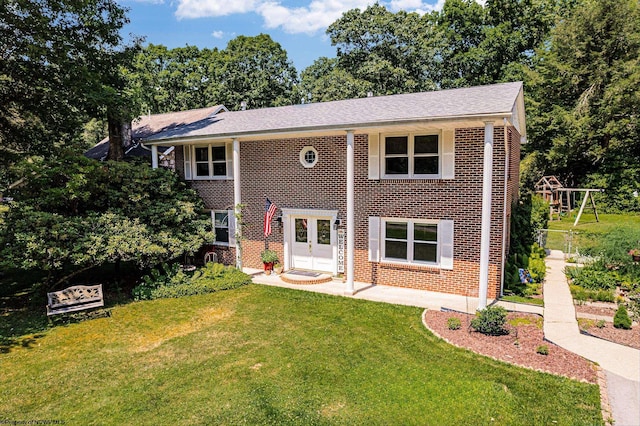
[{"x1": 421, "y1": 309, "x2": 611, "y2": 425}]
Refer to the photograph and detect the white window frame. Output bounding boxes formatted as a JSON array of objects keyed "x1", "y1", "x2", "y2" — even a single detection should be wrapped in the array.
[
  {"x1": 381, "y1": 218, "x2": 440, "y2": 265},
  {"x1": 299, "y1": 146, "x2": 318, "y2": 168},
  {"x1": 211, "y1": 210, "x2": 230, "y2": 246},
  {"x1": 187, "y1": 144, "x2": 228, "y2": 180},
  {"x1": 381, "y1": 132, "x2": 441, "y2": 179}
]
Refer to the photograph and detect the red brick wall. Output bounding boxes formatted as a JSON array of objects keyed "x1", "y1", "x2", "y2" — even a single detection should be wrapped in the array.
[{"x1": 173, "y1": 127, "x2": 518, "y2": 299}]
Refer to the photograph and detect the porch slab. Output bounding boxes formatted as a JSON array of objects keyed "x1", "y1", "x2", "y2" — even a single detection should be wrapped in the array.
[{"x1": 245, "y1": 268, "x2": 542, "y2": 315}]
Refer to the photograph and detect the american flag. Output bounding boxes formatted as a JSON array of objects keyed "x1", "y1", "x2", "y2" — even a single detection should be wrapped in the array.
[{"x1": 264, "y1": 198, "x2": 277, "y2": 237}]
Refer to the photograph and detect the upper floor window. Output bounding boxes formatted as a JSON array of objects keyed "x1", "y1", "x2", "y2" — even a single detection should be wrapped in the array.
[
  {"x1": 184, "y1": 143, "x2": 232, "y2": 180},
  {"x1": 383, "y1": 133, "x2": 439, "y2": 178}
]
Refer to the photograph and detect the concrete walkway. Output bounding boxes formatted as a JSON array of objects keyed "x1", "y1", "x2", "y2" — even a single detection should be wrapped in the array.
[
  {"x1": 543, "y1": 250, "x2": 640, "y2": 426},
  {"x1": 247, "y1": 268, "x2": 543, "y2": 315}
]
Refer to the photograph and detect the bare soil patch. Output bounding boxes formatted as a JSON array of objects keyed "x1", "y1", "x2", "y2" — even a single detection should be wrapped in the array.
[{"x1": 423, "y1": 310, "x2": 598, "y2": 383}]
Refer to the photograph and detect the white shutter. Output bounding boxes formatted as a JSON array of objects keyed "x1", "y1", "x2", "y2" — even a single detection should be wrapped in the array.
[
  {"x1": 439, "y1": 220, "x2": 454, "y2": 270},
  {"x1": 225, "y1": 141, "x2": 234, "y2": 179},
  {"x1": 368, "y1": 134, "x2": 380, "y2": 180},
  {"x1": 441, "y1": 130, "x2": 455, "y2": 179},
  {"x1": 368, "y1": 216, "x2": 380, "y2": 262},
  {"x1": 228, "y1": 209, "x2": 236, "y2": 246},
  {"x1": 183, "y1": 146, "x2": 192, "y2": 180}
]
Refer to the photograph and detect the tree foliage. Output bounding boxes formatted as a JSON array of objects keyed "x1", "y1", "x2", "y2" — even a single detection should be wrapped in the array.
[
  {"x1": 0, "y1": 156, "x2": 213, "y2": 289},
  {"x1": 524, "y1": 0, "x2": 640, "y2": 210},
  {"x1": 0, "y1": 0, "x2": 136, "y2": 183}
]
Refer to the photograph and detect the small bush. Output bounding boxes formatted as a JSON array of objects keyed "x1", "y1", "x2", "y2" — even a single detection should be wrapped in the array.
[
  {"x1": 447, "y1": 317, "x2": 461, "y2": 330},
  {"x1": 536, "y1": 345, "x2": 549, "y2": 355},
  {"x1": 470, "y1": 306, "x2": 508, "y2": 335},
  {"x1": 132, "y1": 263, "x2": 251, "y2": 300},
  {"x1": 596, "y1": 320, "x2": 606, "y2": 329},
  {"x1": 613, "y1": 304, "x2": 632, "y2": 330}
]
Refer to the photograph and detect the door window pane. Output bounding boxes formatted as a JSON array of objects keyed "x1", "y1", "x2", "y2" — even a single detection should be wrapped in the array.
[
  {"x1": 295, "y1": 219, "x2": 308, "y2": 243},
  {"x1": 317, "y1": 220, "x2": 331, "y2": 245}
]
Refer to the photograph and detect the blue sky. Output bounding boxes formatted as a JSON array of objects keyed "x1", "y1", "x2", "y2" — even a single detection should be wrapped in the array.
[{"x1": 118, "y1": 0, "x2": 453, "y2": 72}]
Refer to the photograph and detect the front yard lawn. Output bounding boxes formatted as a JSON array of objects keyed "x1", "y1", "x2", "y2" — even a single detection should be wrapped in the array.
[{"x1": 0, "y1": 285, "x2": 602, "y2": 425}]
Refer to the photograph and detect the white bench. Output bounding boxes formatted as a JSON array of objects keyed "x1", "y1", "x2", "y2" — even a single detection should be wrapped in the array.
[{"x1": 46, "y1": 284, "x2": 105, "y2": 316}]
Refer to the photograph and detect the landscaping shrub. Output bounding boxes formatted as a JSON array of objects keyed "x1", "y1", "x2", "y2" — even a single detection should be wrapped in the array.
[
  {"x1": 613, "y1": 304, "x2": 632, "y2": 330},
  {"x1": 447, "y1": 317, "x2": 461, "y2": 330},
  {"x1": 571, "y1": 268, "x2": 618, "y2": 291},
  {"x1": 536, "y1": 345, "x2": 549, "y2": 355},
  {"x1": 569, "y1": 285, "x2": 615, "y2": 303},
  {"x1": 470, "y1": 306, "x2": 508, "y2": 335},
  {"x1": 596, "y1": 320, "x2": 606, "y2": 329},
  {"x1": 132, "y1": 262, "x2": 251, "y2": 300}
]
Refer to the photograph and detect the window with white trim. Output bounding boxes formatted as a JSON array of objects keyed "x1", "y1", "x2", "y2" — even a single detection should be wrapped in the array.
[
  {"x1": 212, "y1": 210, "x2": 229, "y2": 245},
  {"x1": 382, "y1": 133, "x2": 440, "y2": 178},
  {"x1": 187, "y1": 144, "x2": 227, "y2": 179},
  {"x1": 382, "y1": 219, "x2": 438, "y2": 264}
]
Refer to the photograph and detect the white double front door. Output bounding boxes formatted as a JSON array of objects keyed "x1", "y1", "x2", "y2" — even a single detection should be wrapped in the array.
[{"x1": 283, "y1": 209, "x2": 338, "y2": 274}]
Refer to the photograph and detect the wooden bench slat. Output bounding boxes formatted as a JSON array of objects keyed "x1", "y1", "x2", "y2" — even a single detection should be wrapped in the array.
[{"x1": 46, "y1": 284, "x2": 104, "y2": 316}]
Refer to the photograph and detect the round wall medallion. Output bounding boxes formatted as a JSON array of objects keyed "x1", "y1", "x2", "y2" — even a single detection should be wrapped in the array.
[{"x1": 299, "y1": 146, "x2": 318, "y2": 168}]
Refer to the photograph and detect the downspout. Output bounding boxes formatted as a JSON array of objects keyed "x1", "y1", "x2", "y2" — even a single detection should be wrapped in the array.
[{"x1": 500, "y1": 119, "x2": 510, "y2": 297}]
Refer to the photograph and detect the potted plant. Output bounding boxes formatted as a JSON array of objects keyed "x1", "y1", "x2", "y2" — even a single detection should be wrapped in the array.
[
  {"x1": 629, "y1": 249, "x2": 640, "y2": 262},
  {"x1": 273, "y1": 262, "x2": 283, "y2": 274},
  {"x1": 260, "y1": 249, "x2": 279, "y2": 274}
]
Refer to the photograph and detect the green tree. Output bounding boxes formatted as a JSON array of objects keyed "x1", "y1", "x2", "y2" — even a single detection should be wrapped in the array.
[
  {"x1": 0, "y1": 0, "x2": 135, "y2": 181},
  {"x1": 525, "y1": 0, "x2": 640, "y2": 210},
  {"x1": 219, "y1": 34, "x2": 298, "y2": 110},
  {"x1": 0, "y1": 155, "x2": 213, "y2": 289},
  {"x1": 326, "y1": 4, "x2": 437, "y2": 96}
]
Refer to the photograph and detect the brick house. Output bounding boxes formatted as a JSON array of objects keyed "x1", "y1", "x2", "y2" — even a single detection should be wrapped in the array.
[{"x1": 143, "y1": 82, "x2": 525, "y2": 307}]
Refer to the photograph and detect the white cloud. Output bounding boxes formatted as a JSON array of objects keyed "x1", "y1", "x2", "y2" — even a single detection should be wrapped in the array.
[
  {"x1": 211, "y1": 30, "x2": 224, "y2": 38},
  {"x1": 174, "y1": 0, "x2": 475, "y2": 33},
  {"x1": 176, "y1": 0, "x2": 258, "y2": 19},
  {"x1": 258, "y1": 0, "x2": 371, "y2": 35}
]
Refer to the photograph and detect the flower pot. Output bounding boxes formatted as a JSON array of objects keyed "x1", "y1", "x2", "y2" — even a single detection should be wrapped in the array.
[
  {"x1": 274, "y1": 266, "x2": 283, "y2": 274},
  {"x1": 265, "y1": 269, "x2": 272, "y2": 275},
  {"x1": 263, "y1": 262, "x2": 274, "y2": 271}
]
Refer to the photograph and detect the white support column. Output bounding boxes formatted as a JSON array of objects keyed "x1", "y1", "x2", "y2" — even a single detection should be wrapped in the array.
[
  {"x1": 151, "y1": 145, "x2": 159, "y2": 169},
  {"x1": 478, "y1": 121, "x2": 494, "y2": 310},
  {"x1": 233, "y1": 138, "x2": 242, "y2": 269},
  {"x1": 345, "y1": 130, "x2": 355, "y2": 295}
]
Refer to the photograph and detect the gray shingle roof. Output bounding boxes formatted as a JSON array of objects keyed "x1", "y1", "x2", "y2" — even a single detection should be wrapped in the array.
[
  {"x1": 145, "y1": 82, "x2": 524, "y2": 142},
  {"x1": 86, "y1": 105, "x2": 227, "y2": 160}
]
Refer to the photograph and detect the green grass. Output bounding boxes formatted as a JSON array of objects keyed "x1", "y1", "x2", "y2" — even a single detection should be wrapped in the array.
[
  {"x1": 546, "y1": 212, "x2": 640, "y2": 252},
  {"x1": 0, "y1": 285, "x2": 602, "y2": 425},
  {"x1": 500, "y1": 294, "x2": 545, "y2": 306}
]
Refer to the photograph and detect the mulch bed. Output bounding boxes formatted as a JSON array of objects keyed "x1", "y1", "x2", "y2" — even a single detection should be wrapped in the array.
[
  {"x1": 578, "y1": 319, "x2": 640, "y2": 350},
  {"x1": 575, "y1": 303, "x2": 617, "y2": 318},
  {"x1": 423, "y1": 310, "x2": 598, "y2": 384}
]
